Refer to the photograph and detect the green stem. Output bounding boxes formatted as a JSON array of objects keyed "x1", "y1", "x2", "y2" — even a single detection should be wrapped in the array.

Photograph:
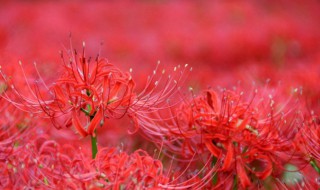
[
  {"x1": 232, "y1": 175, "x2": 238, "y2": 190},
  {"x1": 310, "y1": 159, "x2": 320, "y2": 174},
  {"x1": 81, "y1": 92, "x2": 98, "y2": 159},
  {"x1": 90, "y1": 114, "x2": 98, "y2": 159},
  {"x1": 91, "y1": 130, "x2": 98, "y2": 159},
  {"x1": 211, "y1": 156, "x2": 218, "y2": 185}
]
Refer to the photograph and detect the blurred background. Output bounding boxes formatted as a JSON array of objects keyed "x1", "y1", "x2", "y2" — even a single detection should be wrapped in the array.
[
  {"x1": 1, "y1": 1, "x2": 319, "y2": 85},
  {"x1": 0, "y1": 1, "x2": 319, "y2": 148}
]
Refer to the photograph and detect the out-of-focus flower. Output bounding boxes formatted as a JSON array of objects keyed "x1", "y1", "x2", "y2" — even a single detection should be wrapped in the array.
[
  {"x1": 1, "y1": 134, "x2": 96, "y2": 189},
  {"x1": 1, "y1": 134, "x2": 172, "y2": 189},
  {"x1": 94, "y1": 147, "x2": 169, "y2": 189}
]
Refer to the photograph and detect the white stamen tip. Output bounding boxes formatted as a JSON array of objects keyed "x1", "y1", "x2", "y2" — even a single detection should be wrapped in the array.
[{"x1": 270, "y1": 100, "x2": 275, "y2": 107}]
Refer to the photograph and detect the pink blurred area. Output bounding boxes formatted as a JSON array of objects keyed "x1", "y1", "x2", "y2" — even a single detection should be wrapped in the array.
[{"x1": 1, "y1": 1, "x2": 319, "y2": 76}]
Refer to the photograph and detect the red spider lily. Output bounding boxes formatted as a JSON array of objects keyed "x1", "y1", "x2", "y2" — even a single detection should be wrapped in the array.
[
  {"x1": 50, "y1": 43, "x2": 136, "y2": 137},
  {"x1": 0, "y1": 42, "x2": 190, "y2": 139},
  {"x1": 144, "y1": 86, "x2": 303, "y2": 189},
  {"x1": 196, "y1": 89, "x2": 302, "y2": 188}
]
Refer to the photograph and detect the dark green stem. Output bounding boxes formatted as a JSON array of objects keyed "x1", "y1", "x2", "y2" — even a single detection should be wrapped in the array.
[
  {"x1": 90, "y1": 113, "x2": 98, "y2": 159},
  {"x1": 232, "y1": 175, "x2": 238, "y2": 190},
  {"x1": 211, "y1": 156, "x2": 218, "y2": 185},
  {"x1": 91, "y1": 130, "x2": 98, "y2": 159}
]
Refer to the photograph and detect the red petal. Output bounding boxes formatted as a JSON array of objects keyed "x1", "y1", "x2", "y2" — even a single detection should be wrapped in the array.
[
  {"x1": 221, "y1": 142, "x2": 234, "y2": 171},
  {"x1": 127, "y1": 114, "x2": 139, "y2": 134},
  {"x1": 72, "y1": 112, "x2": 88, "y2": 137},
  {"x1": 102, "y1": 75, "x2": 110, "y2": 99},
  {"x1": 109, "y1": 82, "x2": 121, "y2": 100},
  {"x1": 87, "y1": 110, "x2": 103, "y2": 135},
  {"x1": 236, "y1": 156, "x2": 251, "y2": 188},
  {"x1": 205, "y1": 140, "x2": 221, "y2": 158},
  {"x1": 53, "y1": 85, "x2": 67, "y2": 102},
  {"x1": 206, "y1": 90, "x2": 219, "y2": 112}
]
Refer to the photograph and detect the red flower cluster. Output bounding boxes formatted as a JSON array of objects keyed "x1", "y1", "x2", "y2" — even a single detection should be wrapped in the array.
[
  {"x1": 1, "y1": 43, "x2": 319, "y2": 189},
  {"x1": 174, "y1": 89, "x2": 302, "y2": 188},
  {"x1": 0, "y1": 1, "x2": 319, "y2": 189},
  {"x1": 2, "y1": 135, "x2": 169, "y2": 189}
]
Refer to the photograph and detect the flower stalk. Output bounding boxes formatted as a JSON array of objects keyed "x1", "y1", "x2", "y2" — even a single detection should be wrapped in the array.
[
  {"x1": 91, "y1": 129, "x2": 98, "y2": 159},
  {"x1": 87, "y1": 102, "x2": 98, "y2": 159}
]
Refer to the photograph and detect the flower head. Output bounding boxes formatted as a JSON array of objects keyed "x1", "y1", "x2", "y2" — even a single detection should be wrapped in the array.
[{"x1": 50, "y1": 42, "x2": 135, "y2": 136}]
